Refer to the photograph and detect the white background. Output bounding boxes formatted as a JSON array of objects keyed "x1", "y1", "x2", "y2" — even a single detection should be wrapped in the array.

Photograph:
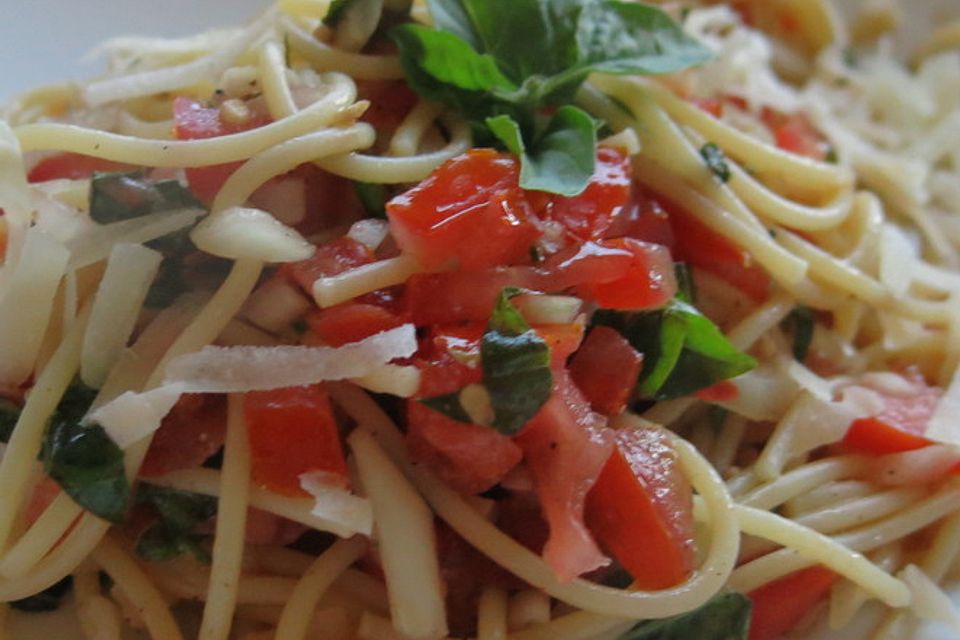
[{"x1": 0, "y1": 0, "x2": 271, "y2": 102}]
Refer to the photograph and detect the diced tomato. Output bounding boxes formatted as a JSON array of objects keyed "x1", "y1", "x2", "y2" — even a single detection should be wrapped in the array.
[
  {"x1": 576, "y1": 238, "x2": 677, "y2": 310},
  {"x1": 607, "y1": 187, "x2": 676, "y2": 249},
  {"x1": 666, "y1": 201, "x2": 771, "y2": 302},
  {"x1": 244, "y1": 385, "x2": 347, "y2": 497},
  {"x1": 695, "y1": 380, "x2": 740, "y2": 403},
  {"x1": 404, "y1": 269, "x2": 524, "y2": 326},
  {"x1": 545, "y1": 147, "x2": 632, "y2": 241},
  {"x1": 537, "y1": 323, "x2": 585, "y2": 371},
  {"x1": 584, "y1": 427, "x2": 695, "y2": 590},
  {"x1": 281, "y1": 237, "x2": 375, "y2": 295},
  {"x1": 841, "y1": 373, "x2": 942, "y2": 455},
  {"x1": 760, "y1": 109, "x2": 829, "y2": 162},
  {"x1": 172, "y1": 96, "x2": 271, "y2": 202},
  {"x1": 689, "y1": 97, "x2": 724, "y2": 118},
  {"x1": 570, "y1": 326, "x2": 642, "y2": 415},
  {"x1": 357, "y1": 80, "x2": 419, "y2": 134},
  {"x1": 306, "y1": 302, "x2": 405, "y2": 347},
  {"x1": 27, "y1": 153, "x2": 130, "y2": 182},
  {"x1": 141, "y1": 394, "x2": 227, "y2": 477},
  {"x1": 386, "y1": 150, "x2": 540, "y2": 270},
  {"x1": 515, "y1": 373, "x2": 613, "y2": 582},
  {"x1": 406, "y1": 349, "x2": 522, "y2": 495},
  {"x1": 747, "y1": 566, "x2": 838, "y2": 640}
]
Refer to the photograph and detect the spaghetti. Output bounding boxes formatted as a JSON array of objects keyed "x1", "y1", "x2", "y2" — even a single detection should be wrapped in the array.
[{"x1": 2, "y1": 1, "x2": 960, "y2": 639}]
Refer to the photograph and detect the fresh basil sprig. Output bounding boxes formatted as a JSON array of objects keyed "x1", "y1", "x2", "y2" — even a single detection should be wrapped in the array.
[
  {"x1": 781, "y1": 305, "x2": 815, "y2": 362},
  {"x1": 421, "y1": 288, "x2": 553, "y2": 435},
  {"x1": 392, "y1": 0, "x2": 712, "y2": 196},
  {"x1": 136, "y1": 485, "x2": 217, "y2": 562},
  {"x1": 618, "y1": 591, "x2": 751, "y2": 640},
  {"x1": 594, "y1": 299, "x2": 756, "y2": 400},
  {"x1": 42, "y1": 382, "x2": 130, "y2": 523},
  {"x1": 89, "y1": 170, "x2": 203, "y2": 225}
]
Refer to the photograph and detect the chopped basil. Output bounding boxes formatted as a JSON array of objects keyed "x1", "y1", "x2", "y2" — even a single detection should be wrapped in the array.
[
  {"x1": 0, "y1": 398, "x2": 21, "y2": 444},
  {"x1": 594, "y1": 299, "x2": 757, "y2": 400},
  {"x1": 89, "y1": 170, "x2": 203, "y2": 225},
  {"x1": 700, "y1": 142, "x2": 731, "y2": 183},
  {"x1": 825, "y1": 146, "x2": 839, "y2": 164},
  {"x1": 781, "y1": 305, "x2": 815, "y2": 362},
  {"x1": 393, "y1": 0, "x2": 711, "y2": 195},
  {"x1": 10, "y1": 577, "x2": 74, "y2": 613},
  {"x1": 618, "y1": 591, "x2": 751, "y2": 640},
  {"x1": 421, "y1": 288, "x2": 553, "y2": 434},
  {"x1": 353, "y1": 181, "x2": 388, "y2": 218},
  {"x1": 136, "y1": 485, "x2": 217, "y2": 562},
  {"x1": 42, "y1": 382, "x2": 130, "y2": 523},
  {"x1": 674, "y1": 262, "x2": 696, "y2": 304},
  {"x1": 482, "y1": 288, "x2": 554, "y2": 434}
]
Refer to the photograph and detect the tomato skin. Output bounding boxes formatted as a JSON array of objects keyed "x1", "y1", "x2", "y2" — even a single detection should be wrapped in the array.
[
  {"x1": 577, "y1": 238, "x2": 676, "y2": 310},
  {"x1": 306, "y1": 303, "x2": 405, "y2": 347},
  {"x1": 689, "y1": 97, "x2": 724, "y2": 118},
  {"x1": 172, "y1": 96, "x2": 270, "y2": 202},
  {"x1": 244, "y1": 385, "x2": 347, "y2": 497},
  {"x1": 747, "y1": 567, "x2": 838, "y2": 640},
  {"x1": 404, "y1": 269, "x2": 525, "y2": 326},
  {"x1": 406, "y1": 348, "x2": 522, "y2": 495},
  {"x1": 607, "y1": 187, "x2": 676, "y2": 249},
  {"x1": 27, "y1": 153, "x2": 130, "y2": 182},
  {"x1": 546, "y1": 146, "x2": 632, "y2": 241},
  {"x1": 141, "y1": 394, "x2": 227, "y2": 477},
  {"x1": 584, "y1": 427, "x2": 695, "y2": 590},
  {"x1": 281, "y1": 237, "x2": 375, "y2": 295},
  {"x1": 515, "y1": 373, "x2": 613, "y2": 582},
  {"x1": 570, "y1": 326, "x2": 642, "y2": 416},
  {"x1": 841, "y1": 373, "x2": 942, "y2": 455},
  {"x1": 761, "y1": 109, "x2": 829, "y2": 162},
  {"x1": 387, "y1": 150, "x2": 539, "y2": 270},
  {"x1": 842, "y1": 417, "x2": 933, "y2": 455}
]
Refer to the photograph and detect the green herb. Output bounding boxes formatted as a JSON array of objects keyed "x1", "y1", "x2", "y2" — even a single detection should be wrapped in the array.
[
  {"x1": 825, "y1": 146, "x2": 839, "y2": 164},
  {"x1": 618, "y1": 591, "x2": 751, "y2": 640},
  {"x1": 10, "y1": 577, "x2": 74, "y2": 613},
  {"x1": 42, "y1": 382, "x2": 130, "y2": 523},
  {"x1": 143, "y1": 258, "x2": 190, "y2": 308},
  {"x1": 393, "y1": 0, "x2": 712, "y2": 195},
  {"x1": 353, "y1": 181, "x2": 388, "y2": 218},
  {"x1": 781, "y1": 305, "x2": 815, "y2": 362},
  {"x1": 673, "y1": 262, "x2": 696, "y2": 303},
  {"x1": 136, "y1": 485, "x2": 217, "y2": 562},
  {"x1": 421, "y1": 288, "x2": 553, "y2": 434},
  {"x1": 594, "y1": 299, "x2": 757, "y2": 400},
  {"x1": 0, "y1": 398, "x2": 21, "y2": 444},
  {"x1": 89, "y1": 171, "x2": 203, "y2": 225},
  {"x1": 700, "y1": 142, "x2": 731, "y2": 183},
  {"x1": 482, "y1": 288, "x2": 554, "y2": 434}
]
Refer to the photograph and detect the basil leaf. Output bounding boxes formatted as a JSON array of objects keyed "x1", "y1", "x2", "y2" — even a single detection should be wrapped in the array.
[
  {"x1": 10, "y1": 577, "x2": 73, "y2": 613},
  {"x1": 595, "y1": 300, "x2": 757, "y2": 400},
  {"x1": 89, "y1": 171, "x2": 203, "y2": 225},
  {"x1": 42, "y1": 383, "x2": 130, "y2": 523},
  {"x1": 426, "y1": 0, "x2": 482, "y2": 49},
  {"x1": 618, "y1": 591, "x2": 751, "y2": 640},
  {"x1": 700, "y1": 142, "x2": 731, "y2": 183},
  {"x1": 353, "y1": 181, "x2": 388, "y2": 219},
  {"x1": 482, "y1": 288, "x2": 553, "y2": 434},
  {"x1": 419, "y1": 392, "x2": 473, "y2": 424},
  {"x1": 0, "y1": 398, "x2": 21, "y2": 444},
  {"x1": 782, "y1": 306, "x2": 815, "y2": 362},
  {"x1": 674, "y1": 262, "x2": 696, "y2": 304},
  {"x1": 578, "y1": 1, "x2": 714, "y2": 76},
  {"x1": 136, "y1": 485, "x2": 217, "y2": 562},
  {"x1": 324, "y1": 0, "x2": 356, "y2": 25}
]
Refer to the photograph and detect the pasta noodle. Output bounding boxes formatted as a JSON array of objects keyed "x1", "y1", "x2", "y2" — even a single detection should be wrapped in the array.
[{"x1": 2, "y1": 2, "x2": 960, "y2": 639}]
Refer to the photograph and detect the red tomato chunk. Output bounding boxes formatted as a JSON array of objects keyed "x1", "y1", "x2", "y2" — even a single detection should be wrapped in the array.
[{"x1": 570, "y1": 326, "x2": 643, "y2": 416}]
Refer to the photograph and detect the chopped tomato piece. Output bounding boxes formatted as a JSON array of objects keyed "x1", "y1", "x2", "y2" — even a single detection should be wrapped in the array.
[
  {"x1": 307, "y1": 302, "x2": 405, "y2": 347},
  {"x1": 515, "y1": 373, "x2": 613, "y2": 582},
  {"x1": 404, "y1": 269, "x2": 524, "y2": 326},
  {"x1": 536, "y1": 323, "x2": 585, "y2": 371},
  {"x1": 141, "y1": 395, "x2": 226, "y2": 477},
  {"x1": 406, "y1": 349, "x2": 522, "y2": 495},
  {"x1": 281, "y1": 237, "x2": 375, "y2": 295},
  {"x1": 689, "y1": 97, "x2": 724, "y2": 118},
  {"x1": 386, "y1": 150, "x2": 539, "y2": 270},
  {"x1": 570, "y1": 326, "x2": 642, "y2": 415},
  {"x1": 695, "y1": 380, "x2": 740, "y2": 403},
  {"x1": 27, "y1": 153, "x2": 130, "y2": 182},
  {"x1": 841, "y1": 373, "x2": 942, "y2": 455},
  {"x1": 357, "y1": 80, "x2": 419, "y2": 134},
  {"x1": 607, "y1": 187, "x2": 676, "y2": 249},
  {"x1": 576, "y1": 238, "x2": 677, "y2": 310},
  {"x1": 747, "y1": 566, "x2": 838, "y2": 640},
  {"x1": 546, "y1": 147, "x2": 632, "y2": 241},
  {"x1": 172, "y1": 96, "x2": 270, "y2": 202},
  {"x1": 584, "y1": 427, "x2": 695, "y2": 590},
  {"x1": 761, "y1": 109, "x2": 829, "y2": 162},
  {"x1": 244, "y1": 385, "x2": 347, "y2": 496}
]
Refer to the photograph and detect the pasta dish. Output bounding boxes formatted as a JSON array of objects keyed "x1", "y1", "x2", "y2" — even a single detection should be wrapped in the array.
[{"x1": 2, "y1": 0, "x2": 960, "y2": 639}]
